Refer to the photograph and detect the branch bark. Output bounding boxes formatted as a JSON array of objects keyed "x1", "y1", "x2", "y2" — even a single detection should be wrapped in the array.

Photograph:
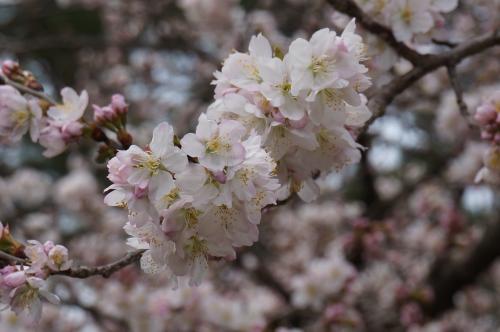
[
  {"x1": 0, "y1": 73, "x2": 57, "y2": 105},
  {"x1": 362, "y1": 29, "x2": 500, "y2": 134},
  {"x1": 52, "y1": 250, "x2": 145, "y2": 279}
]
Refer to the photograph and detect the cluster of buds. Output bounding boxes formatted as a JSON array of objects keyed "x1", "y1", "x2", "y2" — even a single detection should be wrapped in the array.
[
  {"x1": 93, "y1": 94, "x2": 128, "y2": 129},
  {"x1": 0, "y1": 61, "x2": 133, "y2": 160},
  {"x1": 1, "y1": 60, "x2": 43, "y2": 91},
  {"x1": 91, "y1": 94, "x2": 133, "y2": 160},
  {"x1": 0, "y1": 222, "x2": 72, "y2": 324},
  {"x1": 474, "y1": 90, "x2": 500, "y2": 184}
]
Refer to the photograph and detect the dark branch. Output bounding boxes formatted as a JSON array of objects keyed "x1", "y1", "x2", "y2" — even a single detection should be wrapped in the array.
[
  {"x1": 0, "y1": 73, "x2": 57, "y2": 105},
  {"x1": 53, "y1": 250, "x2": 145, "y2": 279},
  {"x1": 0, "y1": 250, "x2": 27, "y2": 264},
  {"x1": 361, "y1": 29, "x2": 500, "y2": 134}
]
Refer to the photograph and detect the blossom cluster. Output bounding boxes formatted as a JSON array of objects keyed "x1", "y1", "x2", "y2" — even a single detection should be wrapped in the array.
[
  {"x1": 0, "y1": 223, "x2": 71, "y2": 324},
  {"x1": 355, "y1": 0, "x2": 458, "y2": 42},
  {"x1": 0, "y1": 61, "x2": 132, "y2": 158},
  {"x1": 474, "y1": 90, "x2": 500, "y2": 184},
  {"x1": 104, "y1": 20, "x2": 371, "y2": 285},
  {"x1": 0, "y1": 63, "x2": 88, "y2": 157}
]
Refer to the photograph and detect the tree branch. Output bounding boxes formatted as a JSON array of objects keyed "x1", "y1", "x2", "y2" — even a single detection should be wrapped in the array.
[
  {"x1": 0, "y1": 250, "x2": 27, "y2": 264},
  {"x1": 326, "y1": 0, "x2": 424, "y2": 64},
  {"x1": 361, "y1": 29, "x2": 500, "y2": 134},
  {"x1": 0, "y1": 73, "x2": 57, "y2": 105},
  {"x1": 52, "y1": 250, "x2": 145, "y2": 279}
]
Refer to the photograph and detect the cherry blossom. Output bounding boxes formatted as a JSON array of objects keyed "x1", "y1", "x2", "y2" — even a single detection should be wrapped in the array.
[{"x1": 0, "y1": 85, "x2": 42, "y2": 143}]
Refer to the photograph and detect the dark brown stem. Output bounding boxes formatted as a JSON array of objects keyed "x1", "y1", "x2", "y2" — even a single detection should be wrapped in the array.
[
  {"x1": 0, "y1": 250, "x2": 27, "y2": 264},
  {"x1": 0, "y1": 73, "x2": 57, "y2": 105},
  {"x1": 362, "y1": 29, "x2": 500, "y2": 134},
  {"x1": 52, "y1": 250, "x2": 145, "y2": 279}
]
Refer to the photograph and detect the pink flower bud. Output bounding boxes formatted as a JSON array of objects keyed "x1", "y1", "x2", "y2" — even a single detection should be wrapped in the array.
[
  {"x1": 111, "y1": 94, "x2": 128, "y2": 115},
  {"x1": 93, "y1": 105, "x2": 115, "y2": 123},
  {"x1": 0, "y1": 265, "x2": 17, "y2": 275},
  {"x1": 1, "y1": 60, "x2": 20, "y2": 77},
  {"x1": 3, "y1": 271, "x2": 26, "y2": 288},
  {"x1": 474, "y1": 106, "x2": 496, "y2": 125},
  {"x1": 43, "y1": 241, "x2": 55, "y2": 254}
]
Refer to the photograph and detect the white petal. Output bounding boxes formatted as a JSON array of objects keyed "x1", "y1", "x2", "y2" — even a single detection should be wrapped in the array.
[
  {"x1": 249, "y1": 33, "x2": 272, "y2": 58},
  {"x1": 181, "y1": 133, "x2": 205, "y2": 158},
  {"x1": 150, "y1": 122, "x2": 174, "y2": 157}
]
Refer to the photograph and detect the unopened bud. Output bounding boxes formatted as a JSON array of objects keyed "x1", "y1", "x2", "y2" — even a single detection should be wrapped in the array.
[
  {"x1": 1, "y1": 60, "x2": 20, "y2": 77},
  {"x1": 111, "y1": 94, "x2": 128, "y2": 115},
  {"x1": 117, "y1": 130, "x2": 133, "y2": 148}
]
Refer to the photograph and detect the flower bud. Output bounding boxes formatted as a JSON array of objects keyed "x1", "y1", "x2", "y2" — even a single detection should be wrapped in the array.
[
  {"x1": 93, "y1": 105, "x2": 115, "y2": 123},
  {"x1": 3, "y1": 271, "x2": 27, "y2": 288},
  {"x1": 474, "y1": 105, "x2": 496, "y2": 125},
  {"x1": 111, "y1": 94, "x2": 128, "y2": 115},
  {"x1": 1, "y1": 60, "x2": 20, "y2": 78},
  {"x1": 43, "y1": 241, "x2": 55, "y2": 254},
  {"x1": 47, "y1": 245, "x2": 71, "y2": 271}
]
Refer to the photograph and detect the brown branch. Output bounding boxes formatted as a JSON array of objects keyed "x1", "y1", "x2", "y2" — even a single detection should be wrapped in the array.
[
  {"x1": 52, "y1": 250, "x2": 145, "y2": 279},
  {"x1": 0, "y1": 73, "x2": 57, "y2": 105},
  {"x1": 326, "y1": 0, "x2": 424, "y2": 64},
  {"x1": 0, "y1": 250, "x2": 27, "y2": 264},
  {"x1": 361, "y1": 29, "x2": 500, "y2": 134}
]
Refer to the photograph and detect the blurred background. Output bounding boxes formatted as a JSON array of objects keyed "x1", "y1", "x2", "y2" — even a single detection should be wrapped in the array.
[{"x1": 0, "y1": 0, "x2": 499, "y2": 331}]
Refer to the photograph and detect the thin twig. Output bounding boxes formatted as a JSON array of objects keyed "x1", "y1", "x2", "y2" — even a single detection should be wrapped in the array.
[
  {"x1": 446, "y1": 65, "x2": 471, "y2": 123},
  {"x1": 0, "y1": 73, "x2": 57, "y2": 105},
  {"x1": 0, "y1": 250, "x2": 27, "y2": 264},
  {"x1": 360, "y1": 29, "x2": 500, "y2": 135}
]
